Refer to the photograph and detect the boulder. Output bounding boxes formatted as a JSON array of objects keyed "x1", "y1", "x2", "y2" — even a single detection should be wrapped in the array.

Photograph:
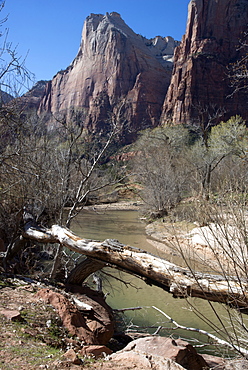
[
  {"x1": 65, "y1": 284, "x2": 115, "y2": 345},
  {"x1": 111, "y1": 351, "x2": 185, "y2": 369},
  {"x1": 62, "y1": 349, "x2": 82, "y2": 365},
  {"x1": 79, "y1": 345, "x2": 112, "y2": 359},
  {"x1": 111, "y1": 336, "x2": 208, "y2": 370},
  {"x1": 0, "y1": 309, "x2": 22, "y2": 321},
  {"x1": 202, "y1": 353, "x2": 226, "y2": 369},
  {"x1": 35, "y1": 287, "x2": 114, "y2": 345}
]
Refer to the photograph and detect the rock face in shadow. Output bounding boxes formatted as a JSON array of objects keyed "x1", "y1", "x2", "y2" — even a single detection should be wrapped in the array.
[
  {"x1": 7, "y1": 80, "x2": 48, "y2": 118},
  {"x1": 37, "y1": 12, "x2": 176, "y2": 143},
  {"x1": 21, "y1": 81, "x2": 48, "y2": 111},
  {"x1": 161, "y1": 0, "x2": 248, "y2": 126}
]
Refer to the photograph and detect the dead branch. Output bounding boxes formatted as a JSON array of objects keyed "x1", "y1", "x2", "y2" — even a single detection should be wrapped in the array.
[
  {"x1": 152, "y1": 306, "x2": 248, "y2": 356},
  {"x1": 113, "y1": 307, "x2": 143, "y2": 312},
  {"x1": 21, "y1": 223, "x2": 248, "y2": 311}
]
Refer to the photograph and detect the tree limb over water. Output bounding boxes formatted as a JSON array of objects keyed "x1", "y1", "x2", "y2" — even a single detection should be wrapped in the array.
[{"x1": 22, "y1": 222, "x2": 248, "y2": 311}]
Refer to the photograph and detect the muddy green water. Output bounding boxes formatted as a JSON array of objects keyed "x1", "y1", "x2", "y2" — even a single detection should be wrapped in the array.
[{"x1": 71, "y1": 209, "x2": 245, "y2": 353}]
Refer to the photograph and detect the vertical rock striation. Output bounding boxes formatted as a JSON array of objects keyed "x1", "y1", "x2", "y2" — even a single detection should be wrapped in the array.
[
  {"x1": 161, "y1": 0, "x2": 248, "y2": 126},
  {"x1": 38, "y1": 12, "x2": 176, "y2": 143}
]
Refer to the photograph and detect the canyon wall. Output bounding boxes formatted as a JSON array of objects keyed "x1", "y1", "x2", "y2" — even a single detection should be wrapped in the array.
[
  {"x1": 38, "y1": 12, "x2": 176, "y2": 143},
  {"x1": 21, "y1": 2, "x2": 248, "y2": 140},
  {"x1": 161, "y1": 0, "x2": 248, "y2": 126}
]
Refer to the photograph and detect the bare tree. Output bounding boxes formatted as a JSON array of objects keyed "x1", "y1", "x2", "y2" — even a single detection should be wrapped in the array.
[
  {"x1": 228, "y1": 31, "x2": 248, "y2": 95},
  {"x1": 0, "y1": 2, "x2": 34, "y2": 99},
  {"x1": 47, "y1": 117, "x2": 122, "y2": 278},
  {"x1": 187, "y1": 114, "x2": 247, "y2": 200},
  {"x1": 132, "y1": 125, "x2": 190, "y2": 218},
  {"x1": 0, "y1": 2, "x2": 36, "y2": 262},
  {"x1": 0, "y1": 110, "x2": 123, "y2": 276}
]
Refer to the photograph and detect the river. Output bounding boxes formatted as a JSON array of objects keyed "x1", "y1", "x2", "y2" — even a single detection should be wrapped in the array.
[{"x1": 71, "y1": 208, "x2": 244, "y2": 354}]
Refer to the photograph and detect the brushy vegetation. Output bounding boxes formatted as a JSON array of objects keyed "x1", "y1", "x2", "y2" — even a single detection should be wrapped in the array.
[{"x1": 132, "y1": 116, "x2": 247, "y2": 218}]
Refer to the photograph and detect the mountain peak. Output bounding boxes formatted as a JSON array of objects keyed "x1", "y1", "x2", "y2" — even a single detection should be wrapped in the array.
[{"x1": 37, "y1": 13, "x2": 176, "y2": 143}]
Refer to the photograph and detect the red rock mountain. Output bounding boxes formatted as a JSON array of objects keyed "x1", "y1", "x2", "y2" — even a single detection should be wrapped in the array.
[
  {"x1": 37, "y1": 12, "x2": 176, "y2": 143},
  {"x1": 161, "y1": 0, "x2": 248, "y2": 126},
  {"x1": 19, "y1": 80, "x2": 48, "y2": 111}
]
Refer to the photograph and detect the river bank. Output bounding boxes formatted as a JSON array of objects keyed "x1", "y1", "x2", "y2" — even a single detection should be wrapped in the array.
[
  {"x1": 1, "y1": 275, "x2": 247, "y2": 370},
  {"x1": 85, "y1": 201, "x2": 222, "y2": 272},
  {"x1": 90, "y1": 200, "x2": 241, "y2": 274},
  {"x1": 84, "y1": 200, "x2": 143, "y2": 211},
  {"x1": 1, "y1": 203, "x2": 248, "y2": 369}
]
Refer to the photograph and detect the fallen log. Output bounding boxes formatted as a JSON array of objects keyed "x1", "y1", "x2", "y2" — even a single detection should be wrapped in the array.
[{"x1": 22, "y1": 223, "x2": 248, "y2": 311}]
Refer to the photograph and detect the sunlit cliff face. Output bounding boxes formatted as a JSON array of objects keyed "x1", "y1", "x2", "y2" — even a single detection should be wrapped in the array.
[
  {"x1": 37, "y1": 12, "x2": 176, "y2": 144},
  {"x1": 161, "y1": 0, "x2": 248, "y2": 126}
]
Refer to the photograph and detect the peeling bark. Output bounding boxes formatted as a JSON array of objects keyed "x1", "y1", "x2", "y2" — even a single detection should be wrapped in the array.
[{"x1": 22, "y1": 223, "x2": 248, "y2": 311}]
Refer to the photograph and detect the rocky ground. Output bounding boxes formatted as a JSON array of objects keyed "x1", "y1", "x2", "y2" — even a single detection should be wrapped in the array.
[
  {"x1": 0, "y1": 275, "x2": 149, "y2": 370},
  {"x1": 1, "y1": 201, "x2": 248, "y2": 369},
  {"x1": 1, "y1": 275, "x2": 248, "y2": 370}
]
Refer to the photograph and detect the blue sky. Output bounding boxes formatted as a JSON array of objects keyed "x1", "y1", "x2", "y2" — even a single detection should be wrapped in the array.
[{"x1": 2, "y1": 0, "x2": 189, "y2": 83}]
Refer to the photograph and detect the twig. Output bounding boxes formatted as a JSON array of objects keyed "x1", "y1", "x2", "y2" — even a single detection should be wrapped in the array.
[
  {"x1": 113, "y1": 306, "x2": 143, "y2": 313},
  {"x1": 153, "y1": 325, "x2": 163, "y2": 335},
  {"x1": 152, "y1": 306, "x2": 248, "y2": 356}
]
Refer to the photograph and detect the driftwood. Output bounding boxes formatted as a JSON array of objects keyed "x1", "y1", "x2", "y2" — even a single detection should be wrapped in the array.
[{"x1": 22, "y1": 223, "x2": 248, "y2": 311}]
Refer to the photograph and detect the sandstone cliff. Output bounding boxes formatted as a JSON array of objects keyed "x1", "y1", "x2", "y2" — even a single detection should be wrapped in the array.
[
  {"x1": 161, "y1": 0, "x2": 248, "y2": 126},
  {"x1": 19, "y1": 80, "x2": 48, "y2": 111},
  {"x1": 38, "y1": 12, "x2": 176, "y2": 143}
]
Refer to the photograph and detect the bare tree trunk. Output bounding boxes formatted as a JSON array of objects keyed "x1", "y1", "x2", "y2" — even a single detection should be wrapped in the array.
[
  {"x1": 66, "y1": 257, "x2": 105, "y2": 285},
  {"x1": 3, "y1": 236, "x2": 27, "y2": 270},
  {"x1": 22, "y1": 223, "x2": 248, "y2": 311},
  {"x1": 202, "y1": 163, "x2": 211, "y2": 201},
  {"x1": 50, "y1": 243, "x2": 63, "y2": 279}
]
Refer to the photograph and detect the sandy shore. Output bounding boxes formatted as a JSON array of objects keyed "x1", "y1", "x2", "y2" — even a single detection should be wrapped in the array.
[
  {"x1": 145, "y1": 220, "x2": 239, "y2": 273},
  {"x1": 84, "y1": 200, "x2": 143, "y2": 211}
]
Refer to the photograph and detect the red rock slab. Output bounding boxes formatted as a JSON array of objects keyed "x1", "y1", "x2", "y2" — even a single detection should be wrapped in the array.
[
  {"x1": 79, "y1": 345, "x2": 112, "y2": 359},
  {"x1": 0, "y1": 309, "x2": 22, "y2": 321}
]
